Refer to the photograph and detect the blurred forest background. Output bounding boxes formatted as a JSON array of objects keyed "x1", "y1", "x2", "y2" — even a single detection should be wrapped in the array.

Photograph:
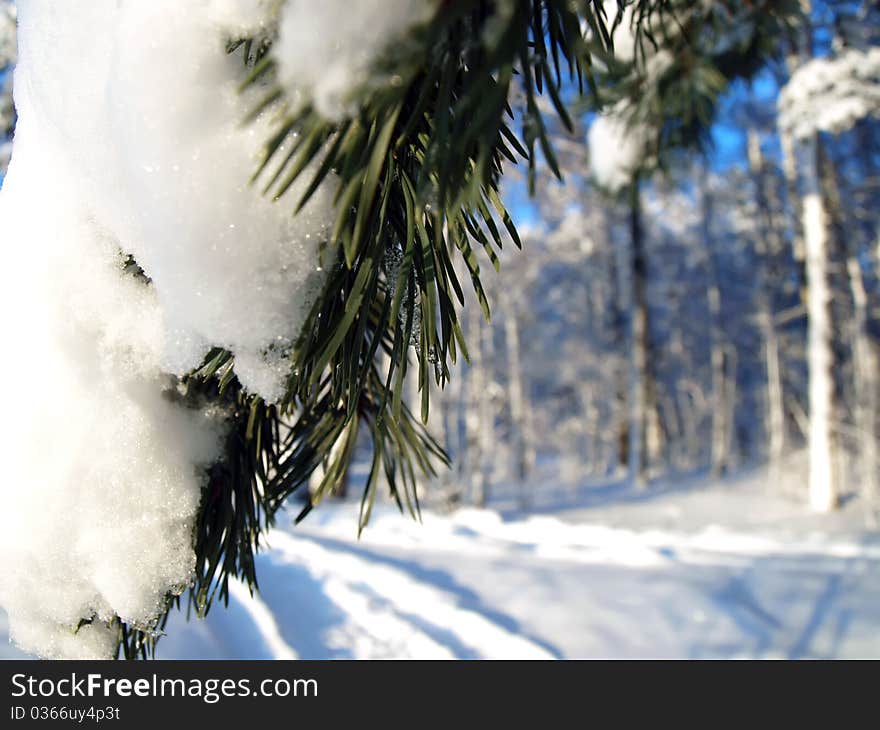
[
  {"x1": 390, "y1": 0, "x2": 880, "y2": 522},
  {"x1": 3, "y1": 0, "x2": 880, "y2": 659},
  {"x1": 2, "y1": 1, "x2": 880, "y2": 520}
]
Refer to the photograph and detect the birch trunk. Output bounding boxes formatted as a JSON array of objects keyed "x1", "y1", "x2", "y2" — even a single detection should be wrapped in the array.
[
  {"x1": 784, "y1": 5, "x2": 838, "y2": 511},
  {"x1": 801, "y1": 136, "x2": 839, "y2": 512}
]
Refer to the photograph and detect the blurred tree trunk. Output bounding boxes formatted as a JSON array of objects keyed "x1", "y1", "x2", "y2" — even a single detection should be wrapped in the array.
[
  {"x1": 801, "y1": 135, "x2": 839, "y2": 512},
  {"x1": 818, "y1": 142, "x2": 878, "y2": 521},
  {"x1": 699, "y1": 169, "x2": 730, "y2": 477},
  {"x1": 779, "y1": 124, "x2": 805, "y2": 266},
  {"x1": 500, "y1": 289, "x2": 534, "y2": 507},
  {"x1": 854, "y1": 122, "x2": 880, "y2": 522},
  {"x1": 847, "y1": 251, "x2": 878, "y2": 522},
  {"x1": 605, "y1": 206, "x2": 630, "y2": 474},
  {"x1": 780, "y1": 29, "x2": 810, "y2": 298},
  {"x1": 628, "y1": 177, "x2": 650, "y2": 488},
  {"x1": 677, "y1": 380, "x2": 702, "y2": 471},
  {"x1": 466, "y1": 302, "x2": 493, "y2": 507},
  {"x1": 440, "y1": 365, "x2": 465, "y2": 505},
  {"x1": 786, "y1": 1, "x2": 839, "y2": 512},
  {"x1": 747, "y1": 129, "x2": 786, "y2": 478}
]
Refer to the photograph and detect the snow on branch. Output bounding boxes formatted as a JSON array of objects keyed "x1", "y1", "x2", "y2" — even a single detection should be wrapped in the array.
[
  {"x1": 588, "y1": 102, "x2": 653, "y2": 192},
  {"x1": 276, "y1": 0, "x2": 437, "y2": 120},
  {"x1": 778, "y1": 47, "x2": 880, "y2": 141},
  {"x1": 0, "y1": 0, "x2": 336, "y2": 659}
]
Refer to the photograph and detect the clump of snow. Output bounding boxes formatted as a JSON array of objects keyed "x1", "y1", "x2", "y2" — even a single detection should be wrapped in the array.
[
  {"x1": 600, "y1": 0, "x2": 678, "y2": 69},
  {"x1": 0, "y1": 0, "x2": 337, "y2": 658},
  {"x1": 603, "y1": 0, "x2": 638, "y2": 62},
  {"x1": 778, "y1": 47, "x2": 880, "y2": 141},
  {"x1": 15, "y1": 0, "x2": 335, "y2": 402},
  {"x1": 0, "y1": 129, "x2": 224, "y2": 657},
  {"x1": 589, "y1": 1, "x2": 672, "y2": 193},
  {"x1": 588, "y1": 104, "x2": 650, "y2": 192},
  {"x1": 275, "y1": 0, "x2": 438, "y2": 120}
]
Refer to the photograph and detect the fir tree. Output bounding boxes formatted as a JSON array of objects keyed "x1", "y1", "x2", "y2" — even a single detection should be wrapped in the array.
[{"x1": 0, "y1": 0, "x2": 803, "y2": 658}]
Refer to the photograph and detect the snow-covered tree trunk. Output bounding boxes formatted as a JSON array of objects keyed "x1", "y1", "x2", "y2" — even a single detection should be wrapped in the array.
[
  {"x1": 780, "y1": 2, "x2": 838, "y2": 511},
  {"x1": 627, "y1": 179, "x2": 650, "y2": 488},
  {"x1": 801, "y1": 136, "x2": 839, "y2": 512}
]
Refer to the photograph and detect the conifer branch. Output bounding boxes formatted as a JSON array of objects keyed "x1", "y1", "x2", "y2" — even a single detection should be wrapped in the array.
[{"x1": 113, "y1": 0, "x2": 801, "y2": 659}]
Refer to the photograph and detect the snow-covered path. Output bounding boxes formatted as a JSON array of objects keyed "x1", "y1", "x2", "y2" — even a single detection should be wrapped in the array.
[
  {"x1": 155, "y1": 485, "x2": 880, "y2": 660},
  {"x1": 161, "y1": 523, "x2": 558, "y2": 660},
  {"x1": 3, "y1": 481, "x2": 880, "y2": 660}
]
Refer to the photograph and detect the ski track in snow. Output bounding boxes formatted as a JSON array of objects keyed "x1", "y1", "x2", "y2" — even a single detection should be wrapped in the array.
[
  {"x1": 226, "y1": 579, "x2": 298, "y2": 660},
  {"x1": 267, "y1": 531, "x2": 554, "y2": 659},
  {"x1": 4, "y1": 485, "x2": 880, "y2": 660},
  {"x1": 157, "y1": 497, "x2": 880, "y2": 660}
]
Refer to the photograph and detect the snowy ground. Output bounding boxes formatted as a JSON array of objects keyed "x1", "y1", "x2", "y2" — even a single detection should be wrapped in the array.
[{"x1": 3, "y1": 470, "x2": 880, "y2": 660}]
